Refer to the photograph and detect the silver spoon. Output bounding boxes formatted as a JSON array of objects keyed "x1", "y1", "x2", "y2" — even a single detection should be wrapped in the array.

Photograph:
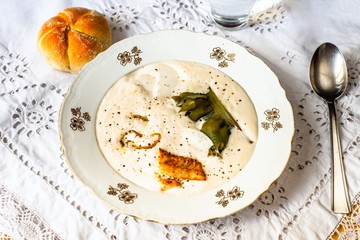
[{"x1": 309, "y1": 42, "x2": 351, "y2": 213}]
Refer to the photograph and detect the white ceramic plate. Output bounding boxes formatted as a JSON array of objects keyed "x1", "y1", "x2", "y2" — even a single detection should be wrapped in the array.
[{"x1": 59, "y1": 30, "x2": 294, "y2": 224}]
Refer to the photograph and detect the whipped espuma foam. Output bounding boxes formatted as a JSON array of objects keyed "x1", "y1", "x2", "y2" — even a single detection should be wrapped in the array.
[{"x1": 96, "y1": 60, "x2": 258, "y2": 194}]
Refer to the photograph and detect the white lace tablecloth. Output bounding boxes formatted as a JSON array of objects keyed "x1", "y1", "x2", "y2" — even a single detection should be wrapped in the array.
[{"x1": 1, "y1": 0, "x2": 360, "y2": 239}]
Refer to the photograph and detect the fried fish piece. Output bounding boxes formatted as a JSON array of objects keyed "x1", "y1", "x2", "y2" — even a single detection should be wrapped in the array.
[
  {"x1": 158, "y1": 176, "x2": 182, "y2": 191},
  {"x1": 158, "y1": 148, "x2": 206, "y2": 181}
]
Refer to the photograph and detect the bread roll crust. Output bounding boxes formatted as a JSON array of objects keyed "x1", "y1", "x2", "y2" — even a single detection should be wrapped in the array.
[{"x1": 37, "y1": 7, "x2": 111, "y2": 73}]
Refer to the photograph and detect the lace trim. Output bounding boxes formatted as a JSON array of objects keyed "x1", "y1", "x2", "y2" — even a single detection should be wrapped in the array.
[
  {"x1": 0, "y1": 233, "x2": 14, "y2": 240},
  {"x1": 0, "y1": 184, "x2": 62, "y2": 239},
  {"x1": 0, "y1": 131, "x2": 118, "y2": 240},
  {"x1": 327, "y1": 192, "x2": 360, "y2": 240}
]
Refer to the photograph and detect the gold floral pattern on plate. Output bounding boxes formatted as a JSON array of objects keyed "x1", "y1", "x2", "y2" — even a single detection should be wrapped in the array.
[
  {"x1": 215, "y1": 186, "x2": 244, "y2": 207},
  {"x1": 210, "y1": 47, "x2": 235, "y2": 68},
  {"x1": 261, "y1": 108, "x2": 283, "y2": 132},
  {"x1": 70, "y1": 107, "x2": 91, "y2": 132},
  {"x1": 107, "y1": 183, "x2": 138, "y2": 204},
  {"x1": 117, "y1": 46, "x2": 143, "y2": 66}
]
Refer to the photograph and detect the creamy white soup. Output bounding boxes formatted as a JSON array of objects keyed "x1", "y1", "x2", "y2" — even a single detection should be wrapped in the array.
[{"x1": 96, "y1": 60, "x2": 258, "y2": 195}]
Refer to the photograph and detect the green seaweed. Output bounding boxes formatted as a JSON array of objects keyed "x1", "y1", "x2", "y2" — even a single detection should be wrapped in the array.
[{"x1": 173, "y1": 88, "x2": 240, "y2": 157}]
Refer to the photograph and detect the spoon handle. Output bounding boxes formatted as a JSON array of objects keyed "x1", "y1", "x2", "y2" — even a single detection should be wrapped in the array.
[{"x1": 328, "y1": 101, "x2": 351, "y2": 213}]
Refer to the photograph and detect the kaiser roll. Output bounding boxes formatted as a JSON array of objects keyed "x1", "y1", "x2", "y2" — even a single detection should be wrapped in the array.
[{"x1": 37, "y1": 7, "x2": 112, "y2": 73}]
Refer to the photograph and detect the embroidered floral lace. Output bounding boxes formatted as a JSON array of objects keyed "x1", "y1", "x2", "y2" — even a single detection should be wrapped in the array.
[{"x1": 0, "y1": 0, "x2": 359, "y2": 239}]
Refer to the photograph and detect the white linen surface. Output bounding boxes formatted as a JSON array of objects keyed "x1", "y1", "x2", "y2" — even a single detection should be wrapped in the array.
[{"x1": 1, "y1": 0, "x2": 360, "y2": 239}]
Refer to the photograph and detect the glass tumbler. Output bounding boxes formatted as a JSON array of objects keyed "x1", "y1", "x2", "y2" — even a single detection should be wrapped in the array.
[{"x1": 209, "y1": 0, "x2": 257, "y2": 28}]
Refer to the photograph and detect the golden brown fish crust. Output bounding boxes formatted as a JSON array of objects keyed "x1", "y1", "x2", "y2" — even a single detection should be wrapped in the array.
[
  {"x1": 158, "y1": 176, "x2": 183, "y2": 191},
  {"x1": 158, "y1": 148, "x2": 207, "y2": 181}
]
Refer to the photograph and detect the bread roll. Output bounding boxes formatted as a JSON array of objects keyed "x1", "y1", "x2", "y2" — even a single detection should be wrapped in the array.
[{"x1": 37, "y1": 7, "x2": 112, "y2": 73}]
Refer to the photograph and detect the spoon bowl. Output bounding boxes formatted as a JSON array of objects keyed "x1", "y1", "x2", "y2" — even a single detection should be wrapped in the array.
[
  {"x1": 310, "y1": 43, "x2": 348, "y2": 101},
  {"x1": 309, "y1": 42, "x2": 351, "y2": 214}
]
